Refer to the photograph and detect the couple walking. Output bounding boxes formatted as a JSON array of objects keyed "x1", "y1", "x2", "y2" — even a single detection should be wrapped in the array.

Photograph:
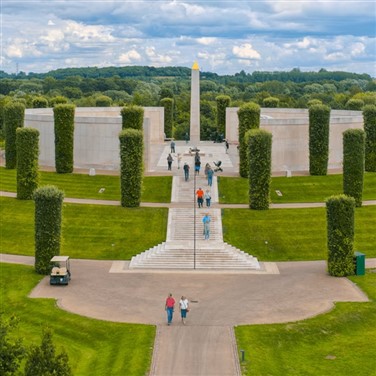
[{"x1": 165, "y1": 293, "x2": 190, "y2": 325}]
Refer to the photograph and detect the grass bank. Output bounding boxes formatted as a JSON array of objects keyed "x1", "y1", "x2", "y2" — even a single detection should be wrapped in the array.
[
  {"x1": 0, "y1": 167, "x2": 172, "y2": 202},
  {"x1": 222, "y1": 206, "x2": 376, "y2": 261},
  {"x1": 235, "y1": 270, "x2": 376, "y2": 376},
  {"x1": 218, "y1": 173, "x2": 376, "y2": 204},
  {"x1": 0, "y1": 197, "x2": 167, "y2": 259},
  {"x1": 0, "y1": 263, "x2": 155, "y2": 376}
]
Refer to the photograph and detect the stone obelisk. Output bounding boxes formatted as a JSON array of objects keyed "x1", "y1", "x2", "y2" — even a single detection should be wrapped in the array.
[{"x1": 190, "y1": 61, "x2": 200, "y2": 145}]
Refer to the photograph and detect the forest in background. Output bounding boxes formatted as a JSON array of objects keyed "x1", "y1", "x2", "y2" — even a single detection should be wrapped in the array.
[{"x1": 1, "y1": 66, "x2": 375, "y2": 140}]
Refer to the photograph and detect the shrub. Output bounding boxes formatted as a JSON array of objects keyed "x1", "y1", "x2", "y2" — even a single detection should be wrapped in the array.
[
  {"x1": 237, "y1": 102, "x2": 260, "y2": 178},
  {"x1": 363, "y1": 105, "x2": 376, "y2": 172},
  {"x1": 32, "y1": 96, "x2": 48, "y2": 108},
  {"x1": 4, "y1": 102, "x2": 25, "y2": 169},
  {"x1": 53, "y1": 104, "x2": 75, "y2": 173},
  {"x1": 262, "y1": 96, "x2": 279, "y2": 108},
  {"x1": 346, "y1": 98, "x2": 364, "y2": 111},
  {"x1": 309, "y1": 104, "x2": 330, "y2": 175},
  {"x1": 160, "y1": 98, "x2": 174, "y2": 138},
  {"x1": 343, "y1": 129, "x2": 365, "y2": 207},
  {"x1": 326, "y1": 194, "x2": 355, "y2": 277},
  {"x1": 216, "y1": 95, "x2": 231, "y2": 136},
  {"x1": 119, "y1": 129, "x2": 143, "y2": 207},
  {"x1": 34, "y1": 186, "x2": 64, "y2": 274},
  {"x1": 247, "y1": 129, "x2": 272, "y2": 210},
  {"x1": 307, "y1": 99, "x2": 322, "y2": 107},
  {"x1": 95, "y1": 95, "x2": 112, "y2": 107},
  {"x1": 16, "y1": 128, "x2": 39, "y2": 200},
  {"x1": 120, "y1": 105, "x2": 144, "y2": 130}
]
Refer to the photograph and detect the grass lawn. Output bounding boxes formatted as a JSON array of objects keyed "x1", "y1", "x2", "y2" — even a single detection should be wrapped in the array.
[
  {"x1": 235, "y1": 270, "x2": 376, "y2": 376},
  {"x1": 0, "y1": 167, "x2": 172, "y2": 202},
  {"x1": 0, "y1": 263, "x2": 155, "y2": 376},
  {"x1": 222, "y1": 206, "x2": 376, "y2": 261},
  {"x1": 218, "y1": 172, "x2": 376, "y2": 204},
  {"x1": 0, "y1": 197, "x2": 168, "y2": 259}
]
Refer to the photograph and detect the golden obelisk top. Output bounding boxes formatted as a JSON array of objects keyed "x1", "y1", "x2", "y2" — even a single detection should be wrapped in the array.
[{"x1": 192, "y1": 61, "x2": 199, "y2": 70}]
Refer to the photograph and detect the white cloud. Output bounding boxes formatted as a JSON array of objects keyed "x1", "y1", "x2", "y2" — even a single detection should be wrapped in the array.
[
  {"x1": 118, "y1": 49, "x2": 142, "y2": 64},
  {"x1": 145, "y1": 47, "x2": 172, "y2": 64},
  {"x1": 232, "y1": 43, "x2": 261, "y2": 60},
  {"x1": 196, "y1": 37, "x2": 217, "y2": 46}
]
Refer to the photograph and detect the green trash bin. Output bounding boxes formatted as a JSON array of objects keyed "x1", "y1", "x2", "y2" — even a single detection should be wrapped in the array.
[{"x1": 353, "y1": 251, "x2": 365, "y2": 276}]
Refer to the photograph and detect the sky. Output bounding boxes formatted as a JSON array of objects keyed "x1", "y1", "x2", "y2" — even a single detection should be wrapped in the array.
[{"x1": 1, "y1": 0, "x2": 375, "y2": 76}]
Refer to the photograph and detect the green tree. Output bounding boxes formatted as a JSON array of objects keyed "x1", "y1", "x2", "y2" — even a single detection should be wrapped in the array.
[
  {"x1": 363, "y1": 105, "x2": 376, "y2": 172},
  {"x1": 262, "y1": 96, "x2": 279, "y2": 108},
  {"x1": 0, "y1": 314, "x2": 25, "y2": 376},
  {"x1": 4, "y1": 101, "x2": 25, "y2": 169},
  {"x1": 247, "y1": 129, "x2": 272, "y2": 210},
  {"x1": 326, "y1": 195, "x2": 355, "y2": 277},
  {"x1": 16, "y1": 128, "x2": 39, "y2": 200},
  {"x1": 343, "y1": 129, "x2": 365, "y2": 207},
  {"x1": 32, "y1": 96, "x2": 49, "y2": 108},
  {"x1": 119, "y1": 129, "x2": 143, "y2": 207},
  {"x1": 24, "y1": 329, "x2": 72, "y2": 376},
  {"x1": 346, "y1": 98, "x2": 364, "y2": 110},
  {"x1": 53, "y1": 104, "x2": 75, "y2": 173},
  {"x1": 216, "y1": 95, "x2": 231, "y2": 136},
  {"x1": 95, "y1": 95, "x2": 112, "y2": 107},
  {"x1": 34, "y1": 186, "x2": 64, "y2": 274},
  {"x1": 309, "y1": 104, "x2": 331, "y2": 175},
  {"x1": 238, "y1": 102, "x2": 260, "y2": 178}
]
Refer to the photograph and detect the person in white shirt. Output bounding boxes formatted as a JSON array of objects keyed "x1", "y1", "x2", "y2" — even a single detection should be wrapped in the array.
[{"x1": 179, "y1": 296, "x2": 189, "y2": 324}]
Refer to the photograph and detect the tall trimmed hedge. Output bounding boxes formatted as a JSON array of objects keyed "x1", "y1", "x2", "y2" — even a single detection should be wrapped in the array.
[
  {"x1": 121, "y1": 105, "x2": 144, "y2": 130},
  {"x1": 247, "y1": 129, "x2": 272, "y2": 210},
  {"x1": 363, "y1": 105, "x2": 376, "y2": 172},
  {"x1": 326, "y1": 194, "x2": 355, "y2": 277},
  {"x1": 119, "y1": 129, "x2": 143, "y2": 207},
  {"x1": 32, "y1": 96, "x2": 48, "y2": 108},
  {"x1": 4, "y1": 102, "x2": 25, "y2": 169},
  {"x1": 53, "y1": 104, "x2": 75, "y2": 173},
  {"x1": 343, "y1": 129, "x2": 365, "y2": 207},
  {"x1": 160, "y1": 98, "x2": 174, "y2": 138},
  {"x1": 216, "y1": 95, "x2": 231, "y2": 136},
  {"x1": 237, "y1": 102, "x2": 260, "y2": 178},
  {"x1": 309, "y1": 104, "x2": 330, "y2": 175},
  {"x1": 16, "y1": 128, "x2": 39, "y2": 200},
  {"x1": 34, "y1": 186, "x2": 64, "y2": 274}
]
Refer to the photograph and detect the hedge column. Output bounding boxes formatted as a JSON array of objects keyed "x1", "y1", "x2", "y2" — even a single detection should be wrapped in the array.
[
  {"x1": 34, "y1": 186, "x2": 64, "y2": 274},
  {"x1": 119, "y1": 129, "x2": 143, "y2": 207},
  {"x1": 343, "y1": 129, "x2": 365, "y2": 207},
  {"x1": 16, "y1": 128, "x2": 39, "y2": 200},
  {"x1": 160, "y1": 98, "x2": 174, "y2": 138},
  {"x1": 326, "y1": 195, "x2": 355, "y2": 277},
  {"x1": 247, "y1": 129, "x2": 272, "y2": 210},
  {"x1": 363, "y1": 105, "x2": 376, "y2": 172},
  {"x1": 4, "y1": 102, "x2": 25, "y2": 169},
  {"x1": 237, "y1": 102, "x2": 260, "y2": 178},
  {"x1": 121, "y1": 105, "x2": 144, "y2": 130},
  {"x1": 309, "y1": 104, "x2": 330, "y2": 175},
  {"x1": 216, "y1": 95, "x2": 231, "y2": 137},
  {"x1": 53, "y1": 104, "x2": 75, "y2": 173}
]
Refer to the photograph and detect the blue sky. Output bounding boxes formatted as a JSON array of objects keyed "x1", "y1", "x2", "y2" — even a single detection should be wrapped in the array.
[{"x1": 1, "y1": 0, "x2": 375, "y2": 76}]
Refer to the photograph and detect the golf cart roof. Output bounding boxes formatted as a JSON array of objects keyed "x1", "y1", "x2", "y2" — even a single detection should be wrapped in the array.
[{"x1": 50, "y1": 256, "x2": 70, "y2": 262}]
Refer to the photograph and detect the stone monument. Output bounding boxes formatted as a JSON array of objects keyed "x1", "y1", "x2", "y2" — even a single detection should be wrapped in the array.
[{"x1": 190, "y1": 61, "x2": 200, "y2": 145}]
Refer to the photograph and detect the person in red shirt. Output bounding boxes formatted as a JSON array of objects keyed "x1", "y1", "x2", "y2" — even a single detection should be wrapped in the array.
[
  {"x1": 165, "y1": 293, "x2": 175, "y2": 325},
  {"x1": 196, "y1": 187, "x2": 204, "y2": 208}
]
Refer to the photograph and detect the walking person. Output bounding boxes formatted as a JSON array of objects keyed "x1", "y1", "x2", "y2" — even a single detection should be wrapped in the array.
[
  {"x1": 204, "y1": 163, "x2": 210, "y2": 177},
  {"x1": 165, "y1": 293, "x2": 175, "y2": 325},
  {"x1": 207, "y1": 166, "x2": 214, "y2": 186},
  {"x1": 167, "y1": 153, "x2": 173, "y2": 170},
  {"x1": 202, "y1": 213, "x2": 211, "y2": 240},
  {"x1": 196, "y1": 187, "x2": 204, "y2": 208},
  {"x1": 184, "y1": 132, "x2": 189, "y2": 144},
  {"x1": 204, "y1": 189, "x2": 211, "y2": 207},
  {"x1": 183, "y1": 162, "x2": 190, "y2": 181},
  {"x1": 179, "y1": 296, "x2": 189, "y2": 325},
  {"x1": 194, "y1": 159, "x2": 201, "y2": 175},
  {"x1": 225, "y1": 139, "x2": 229, "y2": 154},
  {"x1": 170, "y1": 140, "x2": 176, "y2": 153}
]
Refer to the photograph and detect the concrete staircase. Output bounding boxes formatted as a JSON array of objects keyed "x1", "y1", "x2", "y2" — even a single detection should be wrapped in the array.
[{"x1": 129, "y1": 174, "x2": 260, "y2": 270}]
